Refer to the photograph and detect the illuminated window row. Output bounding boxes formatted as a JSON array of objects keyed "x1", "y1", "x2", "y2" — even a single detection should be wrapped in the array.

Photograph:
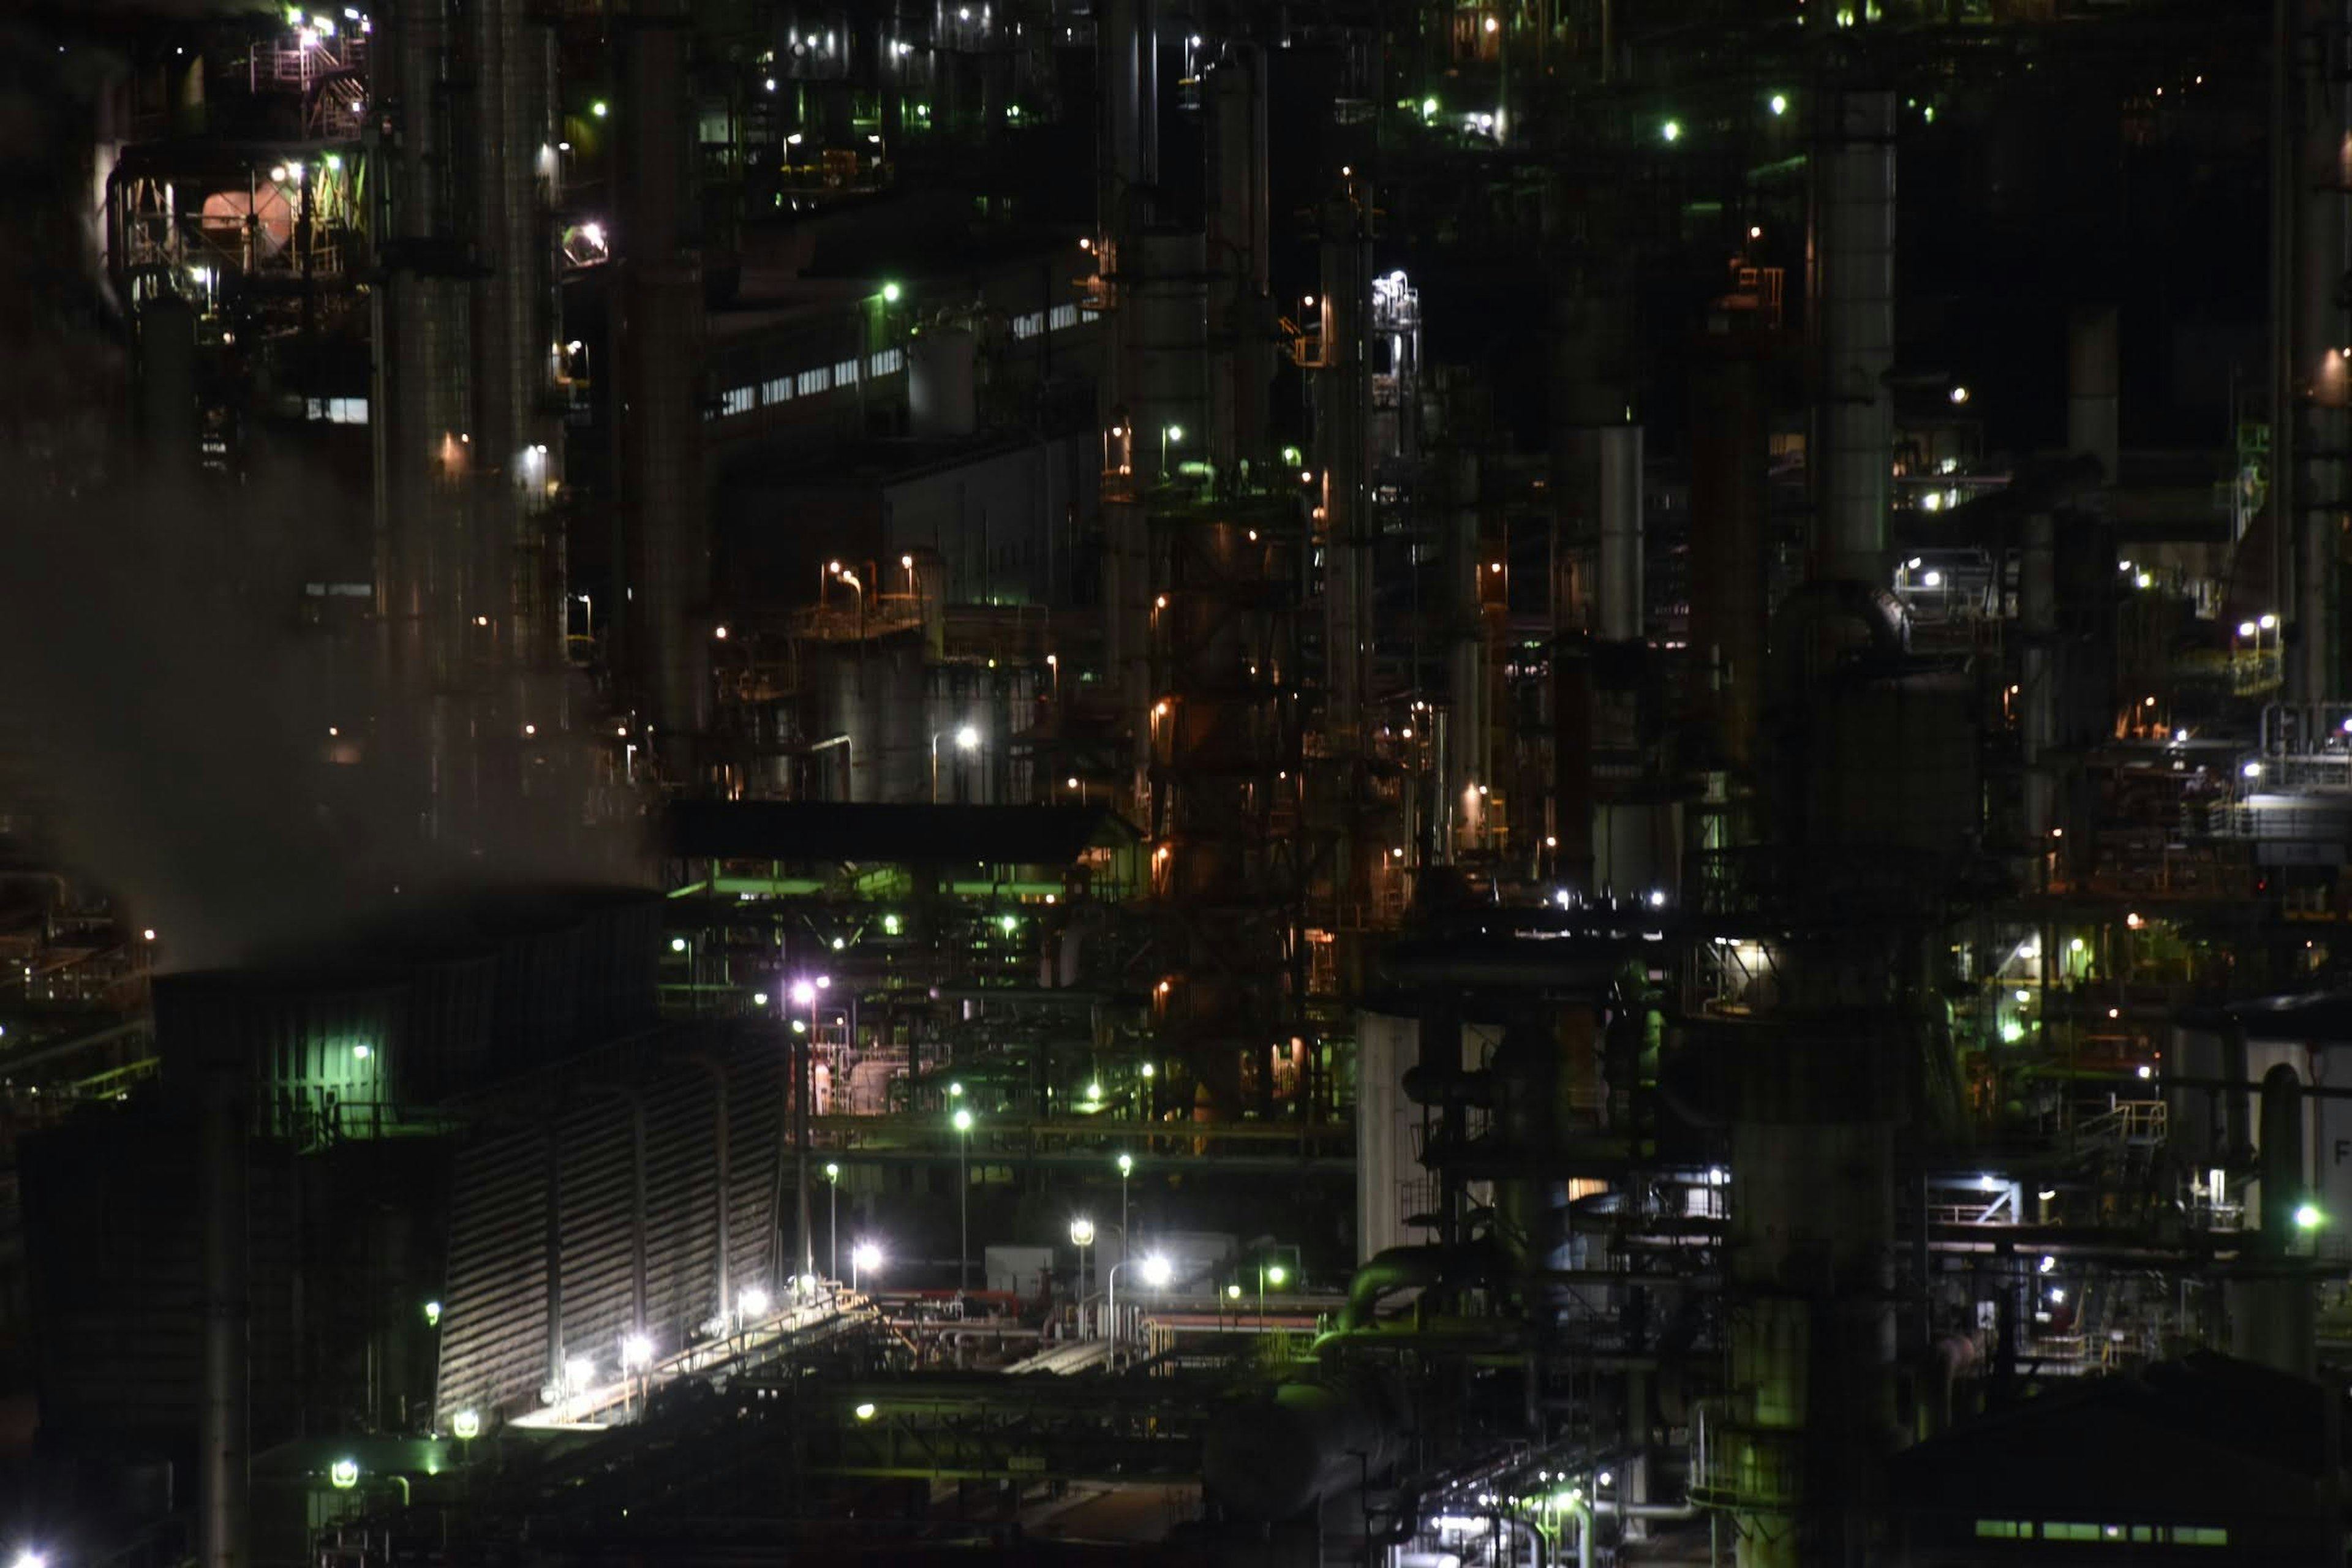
[{"x1": 1976, "y1": 1520, "x2": 2227, "y2": 1545}]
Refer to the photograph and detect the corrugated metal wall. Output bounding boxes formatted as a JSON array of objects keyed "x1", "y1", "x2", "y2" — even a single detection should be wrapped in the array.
[{"x1": 434, "y1": 1032, "x2": 786, "y2": 1420}]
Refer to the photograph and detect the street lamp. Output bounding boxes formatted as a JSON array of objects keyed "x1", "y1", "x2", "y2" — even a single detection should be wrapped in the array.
[
  {"x1": 1260, "y1": 1260, "x2": 1287, "y2": 1321},
  {"x1": 1116, "y1": 1152, "x2": 1134, "y2": 1238},
  {"x1": 1106, "y1": 1251, "x2": 1174, "y2": 1355},
  {"x1": 1160, "y1": 423, "x2": 1184, "y2": 475},
  {"x1": 932, "y1": 722, "x2": 982, "y2": 801},
  {"x1": 852, "y1": 1239, "x2": 882, "y2": 1293},
  {"x1": 953, "y1": 1106, "x2": 976, "y2": 1290},
  {"x1": 1070, "y1": 1216, "x2": 1096, "y2": 1304},
  {"x1": 825, "y1": 1162, "x2": 842, "y2": 1278}
]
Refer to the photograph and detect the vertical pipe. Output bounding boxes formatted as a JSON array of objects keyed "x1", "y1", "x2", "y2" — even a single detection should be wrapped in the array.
[
  {"x1": 198, "y1": 1049, "x2": 249, "y2": 1568},
  {"x1": 1446, "y1": 454, "x2": 1487, "y2": 854},
  {"x1": 1319, "y1": 181, "x2": 1374, "y2": 747},
  {"x1": 1812, "y1": 88, "x2": 1897, "y2": 584},
  {"x1": 2021, "y1": 513, "x2": 2057, "y2": 838}
]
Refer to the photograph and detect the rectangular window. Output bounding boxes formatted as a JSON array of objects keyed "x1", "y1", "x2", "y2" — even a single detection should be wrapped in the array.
[
  {"x1": 2172, "y1": 1528, "x2": 2228, "y2": 1547},
  {"x1": 1050, "y1": 303, "x2": 1079, "y2": 331},
  {"x1": 1079, "y1": 307, "x2": 1100, "y2": 323},
  {"x1": 834, "y1": 357, "x2": 860, "y2": 385},
  {"x1": 307, "y1": 396, "x2": 369, "y2": 424},
  {"x1": 1972, "y1": 1521, "x2": 2022, "y2": 1540},
  {"x1": 797, "y1": 366, "x2": 832, "y2": 398},
  {"x1": 2040, "y1": 1524, "x2": 2100, "y2": 1542},
  {"x1": 720, "y1": 385, "x2": 756, "y2": 417},
  {"x1": 1013, "y1": 311, "x2": 1044, "y2": 339},
  {"x1": 870, "y1": 348, "x2": 903, "y2": 376},
  {"x1": 763, "y1": 376, "x2": 791, "y2": 405}
]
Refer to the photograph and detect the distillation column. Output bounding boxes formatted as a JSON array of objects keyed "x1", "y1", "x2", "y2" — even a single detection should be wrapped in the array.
[
  {"x1": 1812, "y1": 89, "x2": 1896, "y2": 584},
  {"x1": 469, "y1": 0, "x2": 567, "y2": 734},
  {"x1": 374, "y1": 0, "x2": 481, "y2": 842},
  {"x1": 1706, "y1": 987, "x2": 1902, "y2": 1568},
  {"x1": 1204, "y1": 46, "x2": 1270, "y2": 478},
  {"x1": 613, "y1": 0, "x2": 709, "y2": 778},
  {"x1": 2283, "y1": 0, "x2": 2351, "y2": 700},
  {"x1": 1099, "y1": 0, "x2": 1159, "y2": 783}
]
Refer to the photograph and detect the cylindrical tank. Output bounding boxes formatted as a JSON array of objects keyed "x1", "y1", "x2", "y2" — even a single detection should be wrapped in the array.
[{"x1": 908, "y1": 328, "x2": 979, "y2": 438}]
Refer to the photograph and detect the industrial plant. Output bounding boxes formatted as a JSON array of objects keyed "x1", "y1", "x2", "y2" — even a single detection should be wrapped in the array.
[{"x1": 0, "y1": 0, "x2": 2340, "y2": 1562}]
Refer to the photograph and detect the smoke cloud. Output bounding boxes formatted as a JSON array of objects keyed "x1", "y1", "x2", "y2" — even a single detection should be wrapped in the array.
[{"x1": 0, "y1": 9, "x2": 647, "y2": 973}]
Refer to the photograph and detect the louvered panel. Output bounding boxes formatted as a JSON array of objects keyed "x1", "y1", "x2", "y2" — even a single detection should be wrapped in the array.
[{"x1": 434, "y1": 1040, "x2": 789, "y2": 1422}]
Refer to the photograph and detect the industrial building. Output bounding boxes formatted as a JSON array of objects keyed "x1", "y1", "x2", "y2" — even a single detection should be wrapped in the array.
[{"x1": 0, "y1": 0, "x2": 2345, "y2": 1563}]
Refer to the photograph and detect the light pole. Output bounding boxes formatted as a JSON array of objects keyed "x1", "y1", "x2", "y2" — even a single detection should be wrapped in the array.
[
  {"x1": 1106, "y1": 1251, "x2": 1174, "y2": 1358},
  {"x1": 953, "y1": 1106, "x2": 975, "y2": 1291},
  {"x1": 825, "y1": 1162, "x2": 841, "y2": 1278},
  {"x1": 932, "y1": 722, "x2": 981, "y2": 802},
  {"x1": 1116, "y1": 1152, "x2": 1134, "y2": 1238},
  {"x1": 1069, "y1": 1215, "x2": 1095, "y2": 1308},
  {"x1": 851, "y1": 1238, "x2": 881, "y2": 1294},
  {"x1": 1160, "y1": 423, "x2": 1184, "y2": 477}
]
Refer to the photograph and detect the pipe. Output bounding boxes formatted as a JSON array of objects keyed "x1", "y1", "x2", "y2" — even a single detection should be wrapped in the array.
[
  {"x1": 1336, "y1": 1245, "x2": 1449, "y2": 1334},
  {"x1": 2021, "y1": 511, "x2": 2056, "y2": 838}
]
